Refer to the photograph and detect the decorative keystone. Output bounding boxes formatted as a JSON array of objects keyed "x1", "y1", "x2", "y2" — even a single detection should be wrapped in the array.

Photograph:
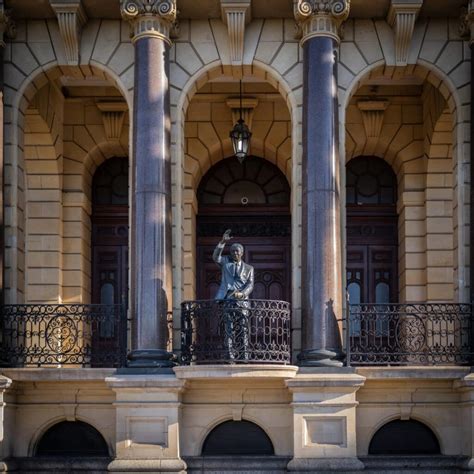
[
  {"x1": 459, "y1": 0, "x2": 474, "y2": 45},
  {"x1": 220, "y1": 0, "x2": 251, "y2": 65},
  {"x1": 226, "y1": 97, "x2": 258, "y2": 130},
  {"x1": 50, "y1": 1, "x2": 87, "y2": 65},
  {"x1": 120, "y1": 0, "x2": 177, "y2": 45},
  {"x1": 357, "y1": 100, "x2": 389, "y2": 138},
  {"x1": 0, "y1": 6, "x2": 16, "y2": 48},
  {"x1": 293, "y1": 0, "x2": 351, "y2": 45},
  {"x1": 96, "y1": 102, "x2": 128, "y2": 142},
  {"x1": 387, "y1": 0, "x2": 423, "y2": 66}
]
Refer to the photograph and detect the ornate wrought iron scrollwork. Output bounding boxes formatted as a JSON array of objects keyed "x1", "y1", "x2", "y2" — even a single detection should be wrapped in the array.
[
  {"x1": 0, "y1": 304, "x2": 127, "y2": 368},
  {"x1": 181, "y1": 299, "x2": 291, "y2": 365},
  {"x1": 347, "y1": 303, "x2": 472, "y2": 366}
]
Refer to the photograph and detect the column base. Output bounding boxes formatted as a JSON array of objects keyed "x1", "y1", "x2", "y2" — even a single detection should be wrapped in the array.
[
  {"x1": 297, "y1": 348, "x2": 344, "y2": 367},
  {"x1": 127, "y1": 349, "x2": 177, "y2": 368},
  {"x1": 287, "y1": 457, "x2": 364, "y2": 472},
  {"x1": 108, "y1": 459, "x2": 186, "y2": 472}
]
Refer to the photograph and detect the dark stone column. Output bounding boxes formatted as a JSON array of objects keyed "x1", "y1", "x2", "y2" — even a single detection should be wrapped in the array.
[
  {"x1": 121, "y1": 1, "x2": 177, "y2": 368},
  {"x1": 294, "y1": 0, "x2": 350, "y2": 367}
]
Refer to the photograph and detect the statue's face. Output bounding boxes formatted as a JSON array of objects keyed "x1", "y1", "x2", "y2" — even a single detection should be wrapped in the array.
[{"x1": 230, "y1": 245, "x2": 243, "y2": 263}]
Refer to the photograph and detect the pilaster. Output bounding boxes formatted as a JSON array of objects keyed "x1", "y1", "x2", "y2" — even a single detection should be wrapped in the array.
[
  {"x1": 106, "y1": 375, "x2": 186, "y2": 472},
  {"x1": 286, "y1": 370, "x2": 365, "y2": 472}
]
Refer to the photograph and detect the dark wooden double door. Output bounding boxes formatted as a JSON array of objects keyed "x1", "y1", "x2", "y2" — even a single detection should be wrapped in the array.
[
  {"x1": 91, "y1": 211, "x2": 128, "y2": 363},
  {"x1": 196, "y1": 215, "x2": 291, "y2": 302},
  {"x1": 346, "y1": 211, "x2": 398, "y2": 305}
]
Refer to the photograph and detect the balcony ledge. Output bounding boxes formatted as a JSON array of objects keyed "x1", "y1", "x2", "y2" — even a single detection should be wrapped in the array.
[
  {"x1": 355, "y1": 366, "x2": 471, "y2": 380},
  {"x1": 174, "y1": 364, "x2": 298, "y2": 380}
]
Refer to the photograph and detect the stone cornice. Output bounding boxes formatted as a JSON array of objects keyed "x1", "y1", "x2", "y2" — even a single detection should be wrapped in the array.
[
  {"x1": 293, "y1": 0, "x2": 350, "y2": 45},
  {"x1": 220, "y1": 0, "x2": 251, "y2": 66},
  {"x1": 50, "y1": 1, "x2": 87, "y2": 65},
  {"x1": 120, "y1": 0, "x2": 177, "y2": 45},
  {"x1": 387, "y1": 0, "x2": 423, "y2": 66},
  {"x1": 0, "y1": 6, "x2": 16, "y2": 48},
  {"x1": 459, "y1": 0, "x2": 474, "y2": 45}
]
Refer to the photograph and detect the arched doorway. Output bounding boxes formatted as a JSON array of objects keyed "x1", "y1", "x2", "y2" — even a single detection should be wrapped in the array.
[
  {"x1": 196, "y1": 156, "x2": 291, "y2": 301},
  {"x1": 36, "y1": 420, "x2": 109, "y2": 457},
  {"x1": 346, "y1": 156, "x2": 398, "y2": 304},
  {"x1": 369, "y1": 419, "x2": 440, "y2": 455},
  {"x1": 202, "y1": 420, "x2": 274, "y2": 455},
  {"x1": 91, "y1": 157, "x2": 129, "y2": 359}
]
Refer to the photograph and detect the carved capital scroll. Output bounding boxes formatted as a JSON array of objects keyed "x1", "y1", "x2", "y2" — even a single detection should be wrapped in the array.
[
  {"x1": 294, "y1": 0, "x2": 350, "y2": 45},
  {"x1": 0, "y1": 6, "x2": 16, "y2": 48},
  {"x1": 459, "y1": 0, "x2": 474, "y2": 45},
  {"x1": 120, "y1": 0, "x2": 177, "y2": 45}
]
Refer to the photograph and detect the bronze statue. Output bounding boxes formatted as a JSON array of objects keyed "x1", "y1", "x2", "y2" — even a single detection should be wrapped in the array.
[{"x1": 212, "y1": 229, "x2": 254, "y2": 300}]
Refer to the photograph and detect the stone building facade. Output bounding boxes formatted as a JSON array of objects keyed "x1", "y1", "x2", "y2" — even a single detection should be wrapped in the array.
[{"x1": 0, "y1": 0, "x2": 473, "y2": 472}]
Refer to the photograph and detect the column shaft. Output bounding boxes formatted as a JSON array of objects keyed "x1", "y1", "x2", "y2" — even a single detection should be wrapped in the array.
[
  {"x1": 129, "y1": 36, "x2": 174, "y2": 366},
  {"x1": 299, "y1": 36, "x2": 343, "y2": 366}
]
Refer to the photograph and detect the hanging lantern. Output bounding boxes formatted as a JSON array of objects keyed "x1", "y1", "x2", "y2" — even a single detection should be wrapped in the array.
[{"x1": 229, "y1": 80, "x2": 252, "y2": 163}]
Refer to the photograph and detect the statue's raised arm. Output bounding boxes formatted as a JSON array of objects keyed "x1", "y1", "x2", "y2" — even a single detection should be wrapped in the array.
[{"x1": 212, "y1": 230, "x2": 254, "y2": 300}]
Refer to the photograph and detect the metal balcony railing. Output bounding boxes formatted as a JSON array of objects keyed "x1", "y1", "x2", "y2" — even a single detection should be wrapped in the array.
[
  {"x1": 346, "y1": 303, "x2": 473, "y2": 366},
  {"x1": 181, "y1": 299, "x2": 291, "y2": 365},
  {"x1": 0, "y1": 304, "x2": 127, "y2": 368}
]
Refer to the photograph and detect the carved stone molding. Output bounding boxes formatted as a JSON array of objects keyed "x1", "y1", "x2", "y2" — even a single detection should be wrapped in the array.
[
  {"x1": 96, "y1": 102, "x2": 128, "y2": 142},
  {"x1": 0, "y1": 7, "x2": 16, "y2": 48},
  {"x1": 459, "y1": 0, "x2": 474, "y2": 44},
  {"x1": 293, "y1": 0, "x2": 350, "y2": 45},
  {"x1": 50, "y1": 1, "x2": 87, "y2": 65},
  {"x1": 357, "y1": 100, "x2": 389, "y2": 138},
  {"x1": 387, "y1": 0, "x2": 423, "y2": 66},
  {"x1": 226, "y1": 97, "x2": 258, "y2": 130},
  {"x1": 220, "y1": 0, "x2": 251, "y2": 65},
  {"x1": 120, "y1": 0, "x2": 177, "y2": 44}
]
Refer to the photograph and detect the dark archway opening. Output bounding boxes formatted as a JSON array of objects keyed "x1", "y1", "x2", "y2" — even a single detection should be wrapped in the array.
[
  {"x1": 369, "y1": 419, "x2": 441, "y2": 455},
  {"x1": 202, "y1": 420, "x2": 274, "y2": 456},
  {"x1": 36, "y1": 421, "x2": 109, "y2": 457}
]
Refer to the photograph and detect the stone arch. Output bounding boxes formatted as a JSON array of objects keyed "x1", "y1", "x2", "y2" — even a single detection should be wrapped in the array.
[
  {"x1": 4, "y1": 60, "x2": 130, "y2": 303},
  {"x1": 342, "y1": 60, "x2": 466, "y2": 302},
  {"x1": 170, "y1": 59, "x2": 302, "y2": 354}
]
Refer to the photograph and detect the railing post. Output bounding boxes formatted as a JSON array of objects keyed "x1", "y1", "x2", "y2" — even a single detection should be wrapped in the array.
[{"x1": 345, "y1": 291, "x2": 351, "y2": 367}]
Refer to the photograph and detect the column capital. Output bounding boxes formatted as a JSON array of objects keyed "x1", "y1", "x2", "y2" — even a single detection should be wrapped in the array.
[
  {"x1": 0, "y1": 6, "x2": 16, "y2": 48},
  {"x1": 294, "y1": 0, "x2": 350, "y2": 45},
  {"x1": 120, "y1": 0, "x2": 177, "y2": 45},
  {"x1": 459, "y1": 0, "x2": 474, "y2": 45}
]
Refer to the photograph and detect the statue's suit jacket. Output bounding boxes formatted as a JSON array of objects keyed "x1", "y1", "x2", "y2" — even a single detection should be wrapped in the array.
[{"x1": 212, "y1": 243, "x2": 254, "y2": 300}]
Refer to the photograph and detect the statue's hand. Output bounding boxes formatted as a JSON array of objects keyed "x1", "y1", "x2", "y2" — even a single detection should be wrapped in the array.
[
  {"x1": 221, "y1": 229, "x2": 232, "y2": 243},
  {"x1": 234, "y1": 291, "x2": 243, "y2": 299}
]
